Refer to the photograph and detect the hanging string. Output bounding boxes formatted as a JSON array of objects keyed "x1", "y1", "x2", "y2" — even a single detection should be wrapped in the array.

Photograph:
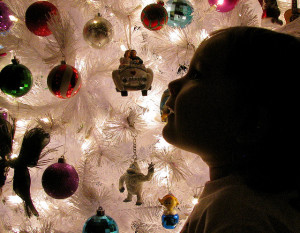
[
  {"x1": 132, "y1": 134, "x2": 137, "y2": 161},
  {"x1": 165, "y1": 166, "x2": 171, "y2": 193}
]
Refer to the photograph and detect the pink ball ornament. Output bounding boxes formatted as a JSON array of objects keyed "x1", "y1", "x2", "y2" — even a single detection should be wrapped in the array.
[
  {"x1": 208, "y1": 0, "x2": 239, "y2": 12},
  {"x1": 0, "y1": 2, "x2": 13, "y2": 33},
  {"x1": 42, "y1": 157, "x2": 79, "y2": 199},
  {"x1": 47, "y1": 61, "x2": 82, "y2": 99},
  {"x1": 25, "y1": 1, "x2": 58, "y2": 36}
]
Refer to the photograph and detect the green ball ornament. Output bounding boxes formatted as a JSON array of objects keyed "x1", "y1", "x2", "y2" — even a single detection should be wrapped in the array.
[{"x1": 0, "y1": 58, "x2": 33, "y2": 97}]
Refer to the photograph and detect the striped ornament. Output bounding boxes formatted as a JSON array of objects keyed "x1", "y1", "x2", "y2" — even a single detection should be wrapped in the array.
[{"x1": 47, "y1": 61, "x2": 81, "y2": 99}]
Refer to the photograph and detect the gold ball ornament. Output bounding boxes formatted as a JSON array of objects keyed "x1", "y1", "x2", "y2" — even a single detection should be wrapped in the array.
[{"x1": 83, "y1": 14, "x2": 113, "y2": 49}]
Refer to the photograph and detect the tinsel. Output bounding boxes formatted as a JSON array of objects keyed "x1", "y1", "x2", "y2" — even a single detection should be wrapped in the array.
[{"x1": 0, "y1": 0, "x2": 298, "y2": 231}]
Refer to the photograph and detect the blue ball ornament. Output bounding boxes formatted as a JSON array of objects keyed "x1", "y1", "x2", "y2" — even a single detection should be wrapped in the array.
[
  {"x1": 83, "y1": 207, "x2": 119, "y2": 233},
  {"x1": 166, "y1": 0, "x2": 194, "y2": 28},
  {"x1": 162, "y1": 213, "x2": 179, "y2": 229}
]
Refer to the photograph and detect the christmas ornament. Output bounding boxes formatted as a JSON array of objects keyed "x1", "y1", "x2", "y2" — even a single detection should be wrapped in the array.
[
  {"x1": 160, "y1": 89, "x2": 170, "y2": 122},
  {"x1": 159, "y1": 193, "x2": 180, "y2": 229},
  {"x1": 0, "y1": 117, "x2": 51, "y2": 217},
  {"x1": 47, "y1": 61, "x2": 82, "y2": 99},
  {"x1": 141, "y1": 1, "x2": 168, "y2": 31},
  {"x1": 119, "y1": 137, "x2": 154, "y2": 205},
  {"x1": 166, "y1": 0, "x2": 194, "y2": 28},
  {"x1": 42, "y1": 156, "x2": 79, "y2": 199},
  {"x1": 208, "y1": 0, "x2": 239, "y2": 12},
  {"x1": 83, "y1": 13, "x2": 113, "y2": 49},
  {"x1": 0, "y1": 108, "x2": 8, "y2": 120},
  {"x1": 0, "y1": 2, "x2": 13, "y2": 33},
  {"x1": 82, "y1": 206, "x2": 119, "y2": 233},
  {"x1": 25, "y1": 1, "x2": 58, "y2": 36},
  {"x1": 0, "y1": 57, "x2": 33, "y2": 97},
  {"x1": 112, "y1": 50, "x2": 153, "y2": 96}
]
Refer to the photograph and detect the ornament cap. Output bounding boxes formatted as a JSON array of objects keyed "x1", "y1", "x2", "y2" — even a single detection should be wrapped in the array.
[
  {"x1": 58, "y1": 156, "x2": 66, "y2": 163},
  {"x1": 11, "y1": 57, "x2": 20, "y2": 65},
  {"x1": 60, "y1": 60, "x2": 66, "y2": 65},
  {"x1": 157, "y1": 0, "x2": 165, "y2": 6},
  {"x1": 96, "y1": 206, "x2": 105, "y2": 216}
]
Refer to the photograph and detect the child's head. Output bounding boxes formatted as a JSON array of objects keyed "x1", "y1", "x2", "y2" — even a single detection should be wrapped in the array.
[{"x1": 163, "y1": 26, "x2": 300, "y2": 191}]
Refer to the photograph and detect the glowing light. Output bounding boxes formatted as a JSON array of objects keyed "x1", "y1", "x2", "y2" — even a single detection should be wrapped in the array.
[
  {"x1": 120, "y1": 44, "x2": 127, "y2": 51},
  {"x1": 12, "y1": 228, "x2": 20, "y2": 233},
  {"x1": 16, "y1": 120, "x2": 27, "y2": 128},
  {"x1": 10, "y1": 154, "x2": 18, "y2": 159},
  {"x1": 39, "y1": 200, "x2": 49, "y2": 210},
  {"x1": 41, "y1": 117, "x2": 50, "y2": 123},
  {"x1": 157, "y1": 167, "x2": 170, "y2": 185},
  {"x1": 192, "y1": 197, "x2": 199, "y2": 205},
  {"x1": 9, "y1": 15, "x2": 18, "y2": 22},
  {"x1": 7, "y1": 195, "x2": 23, "y2": 205},
  {"x1": 169, "y1": 30, "x2": 181, "y2": 43},
  {"x1": 217, "y1": 0, "x2": 224, "y2": 5},
  {"x1": 81, "y1": 139, "x2": 91, "y2": 151}
]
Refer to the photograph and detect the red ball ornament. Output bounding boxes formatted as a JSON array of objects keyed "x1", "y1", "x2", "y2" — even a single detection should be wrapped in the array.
[
  {"x1": 42, "y1": 157, "x2": 79, "y2": 199},
  {"x1": 141, "y1": 2, "x2": 168, "y2": 31},
  {"x1": 25, "y1": 1, "x2": 58, "y2": 36},
  {"x1": 208, "y1": 0, "x2": 239, "y2": 12},
  {"x1": 47, "y1": 61, "x2": 82, "y2": 99}
]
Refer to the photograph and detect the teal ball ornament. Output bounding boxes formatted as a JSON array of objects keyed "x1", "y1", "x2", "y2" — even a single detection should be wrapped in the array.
[
  {"x1": 83, "y1": 207, "x2": 119, "y2": 233},
  {"x1": 141, "y1": 2, "x2": 168, "y2": 31},
  {"x1": 0, "y1": 58, "x2": 32, "y2": 97},
  {"x1": 166, "y1": 0, "x2": 194, "y2": 28}
]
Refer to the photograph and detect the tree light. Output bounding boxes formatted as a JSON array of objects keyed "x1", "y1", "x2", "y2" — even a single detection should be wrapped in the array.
[{"x1": 192, "y1": 196, "x2": 199, "y2": 205}]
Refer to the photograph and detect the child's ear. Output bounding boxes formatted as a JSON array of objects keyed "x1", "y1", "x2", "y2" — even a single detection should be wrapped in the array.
[{"x1": 235, "y1": 106, "x2": 270, "y2": 145}]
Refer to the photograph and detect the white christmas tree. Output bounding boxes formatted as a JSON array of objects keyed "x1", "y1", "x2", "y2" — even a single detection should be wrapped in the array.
[{"x1": 0, "y1": 0, "x2": 297, "y2": 232}]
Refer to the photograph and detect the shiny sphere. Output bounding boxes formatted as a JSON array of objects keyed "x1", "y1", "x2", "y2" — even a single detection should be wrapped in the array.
[
  {"x1": 42, "y1": 158, "x2": 79, "y2": 199},
  {"x1": 166, "y1": 0, "x2": 194, "y2": 28},
  {"x1": 83, "y1": 15, "x2": 113, "y2": 49},
  {"x1": 0, "y1": 58, "x2": 32, "y2": 97},
  {"x1": 47, "y1": 61, "x2": 82, "y2": 99},
  {"x1": 162, "y1": 214, "x2": 179, "y2": 229},
  {"x1": 25, "y1": 1, "x2": 58, "y2": 36},
  {"x1": 83, "y1": 208, "x2": 119, "y2": 233},
  {"x1": 0, "y1": 2, "x2": 13, "y2": 33},
  {"x1": 141, "y1": 3, "x2": 168, "y2": 31},
  {"x1": 208, "y1": 0, "x2": 239, "y2": 12}
]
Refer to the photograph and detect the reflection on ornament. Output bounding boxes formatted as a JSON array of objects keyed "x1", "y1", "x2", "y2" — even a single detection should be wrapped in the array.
[
  {"x1": 208, "y1": 0, "x2": 239, "y2": 12},
  {"x1": 160, "y1": 89, "x2": 170, "y2": 122},
  {"x1": 47, "y1": 61, "x2": 82, "y2": 99},
  {"x1": 112, "y1": 50, "x2": 153, "y2": 96},
  {"x1": 141, "y1": 2, "x2": 168, "y2": 31},
  {"x1": 0, "y1": 57, "x2": 32, "y2": 97},
  {"x1": 42, "y1": 157, "x2": 79, "y2": 199},
  {"x1": 166, "y1": 0, "x2": 194, "y2": 28},
  {"x1": 83, "y1": 13, "x2": 113, "y2": 49},
  {"x1": 159, "y1": 193, "x2": 180, "y2": 229},
  {"x1": 25, "y1": 1, "x2": 58, "y2": 36},
  {"x1": 0, "y1": 2, "x2": 13, "y2": 33},
  {"x1": 82, "y1": 207, "x2": 119, "y2": 233},
  {"x1": 0, "y1": 108, "x2": 8, "y2": 120}
]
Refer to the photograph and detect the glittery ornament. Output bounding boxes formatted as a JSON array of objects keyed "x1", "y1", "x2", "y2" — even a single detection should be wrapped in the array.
[
  {"x1": 82, "y1": 207, "x2": 119, "y2": 233},
  {"x1": 42, "y1": 157, "x2": 79, "y2": 199},
  {"x1": 166, "y1": 0, "x2": 194, "y2": 28},
  {"x1": 0, "y1": 57, "x2": 32, "y2": 97},
  {"x1": 83, "y1": 13, "x2": 113, "y2": 49},
  {"x1": 208, "y1": 0, "x2": 239, "y2": 12},
  {"x1": 25, "y1": 1, "x2": 58, "y2": 36},
  {"x1": 47, "y1": 61, "x2": 82, "y2": 99},
  {"x1": 0, "y1": 2, "x2": 13, "y2": 33},
  {"x1": 141, "y1": 2, "x2": 168, "y2": 31}
]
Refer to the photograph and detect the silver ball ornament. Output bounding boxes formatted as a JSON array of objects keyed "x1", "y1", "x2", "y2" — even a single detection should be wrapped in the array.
[{"x1": 83, "y1": 14, "x2": 113, "y2": 49}]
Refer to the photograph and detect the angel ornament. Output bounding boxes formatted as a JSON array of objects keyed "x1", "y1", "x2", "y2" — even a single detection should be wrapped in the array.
[{"x1": 119, "y1": 160, "x2": 154, "y2": 205}]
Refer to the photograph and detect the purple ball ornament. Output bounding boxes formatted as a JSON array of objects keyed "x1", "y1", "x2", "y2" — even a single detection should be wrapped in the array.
[
  {"x1": 0, "y1": 2, "x2": 13, "y2": 33},
  {"x1": 42, "y1": 157, "x2": 79, "y2": 199},
  {"x1": 208, "y1": 0, "x2": 239, "y2": 12}
]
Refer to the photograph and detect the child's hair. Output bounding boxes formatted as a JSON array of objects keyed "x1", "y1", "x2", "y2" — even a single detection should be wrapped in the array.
[{"x1": 206, "y1": 27, "x2": 300, "y2": 196}]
